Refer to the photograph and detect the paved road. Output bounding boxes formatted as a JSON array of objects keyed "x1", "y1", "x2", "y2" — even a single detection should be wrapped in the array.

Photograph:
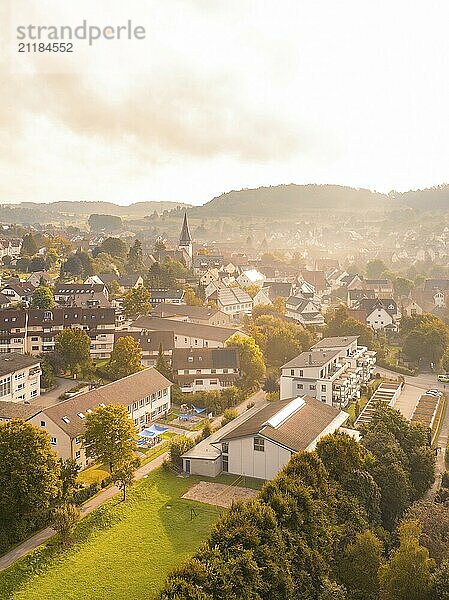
[
  {"x1": 34, "y1": 377, "x2": 80, "y2": 408},
  {"x1": 0, "y1": 389, "x2": 266, "y2": 573},
  {"x1": 378, "y1": 368, "x2": 449, "y2": 497}
]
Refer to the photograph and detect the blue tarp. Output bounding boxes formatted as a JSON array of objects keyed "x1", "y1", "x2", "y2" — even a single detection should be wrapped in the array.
[
  {"x1": 179, "y1": 413, "x2": 195, "y2": 421},
  {"x1": 138, "y1": 424, "x2": 169, "y2": 438},
  {"x1": 192, "y1": 405, "x2": 206, "y2": 414}
]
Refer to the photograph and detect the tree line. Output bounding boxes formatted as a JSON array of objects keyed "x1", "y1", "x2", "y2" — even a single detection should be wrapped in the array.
[{"x1": 159, "y1": 405, "x2": 447, "y2": 600}]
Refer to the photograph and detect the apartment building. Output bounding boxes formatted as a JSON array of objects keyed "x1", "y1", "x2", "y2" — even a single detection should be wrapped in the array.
[
  {"x1": 172, "y1": 347, "x2": 240, "y2": 392},
  {"x1": 0, "y1": 353, "x2": 41, "y2": 403},
  {"x1": 280, "y1": 336, "x2": 376, "y2": 408},
  {"x1": 0, "y1": 308, "x2": 116, "y2": 359},
  {"x1": 130, "y1": 316, "x2": 243, "y2": 348},
  {"x1": 54, "y1": 283, "x2": 110, "y2": 308},
  {"x1": 14, "y1": 368, "x2": 171, "y2": 468},
  {"x1": 152, "y1": 303, "x2": 232, "y2": 327}
]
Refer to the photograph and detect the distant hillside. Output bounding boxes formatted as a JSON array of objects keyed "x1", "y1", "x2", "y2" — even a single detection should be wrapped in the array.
[
  {"x1": 18, "y1": 201, "x2": 190, "y2": 217},
  {"x1": 189, "y1": 184, "x2": 391, "y2": 217},
  {"x1": 396, "y1": 185, "x2": 449, "y2": 210}
]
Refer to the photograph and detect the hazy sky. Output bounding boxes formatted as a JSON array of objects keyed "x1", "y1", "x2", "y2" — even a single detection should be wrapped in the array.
[{"x1": 1, "y1": 0, "x2": 449, "y2": 205}]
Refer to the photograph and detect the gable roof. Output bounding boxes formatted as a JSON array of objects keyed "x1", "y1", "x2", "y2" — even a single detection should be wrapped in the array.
[
  {"x1": 281, "y1": 348, "x2": 341, "y2": 369},
  {"x1": 219, "y1": 395, "x2": 347, "y2": 452},
  {"x1": 114, "y1": 330, "x2": 175, "y2": 351},
  {"x1": 42, "y1": 368, "x2": 171, "y2": 438},
  {"x1": 0, "y1": 401, "x2": 44, "y2": 420},
  {"x1": 0, "y1": 352, "x2": 40, "y2": 376},
  {"x1": 152, "y1": 303, "x2": 221, "y2": 320},
  {"x1": 172, "y1": 347, "x2": 239, "y2": 370},
  {"x1": 312, "y1": 336, "x2": 358, "y2": 349},
  {"x1": 131, "y1": 316, "x2": 243, "y2": 342}
]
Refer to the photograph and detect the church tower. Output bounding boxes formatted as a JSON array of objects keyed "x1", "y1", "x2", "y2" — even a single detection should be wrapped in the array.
[{"x1": 179, "y1": 211, "x2": 193, "y2": 260}]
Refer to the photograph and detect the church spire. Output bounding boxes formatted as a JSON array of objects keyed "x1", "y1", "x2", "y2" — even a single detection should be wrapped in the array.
[{"x1": 179, "y1": 211, "x2": 192, "y2": 245}]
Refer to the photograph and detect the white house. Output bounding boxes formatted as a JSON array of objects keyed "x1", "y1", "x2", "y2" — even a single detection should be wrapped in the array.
[
  {"x1": 181, "y1": 396, "x2": 349, "y2": 480},
  {"x1": 280, "y1": 336, "x2": 376, "y2": 407},
  {"x1": 285, "y1": 295, "x2": 325, "y2": 326},
  {"x1": 237, "y1": 269, "x2": 266, "y2": 289},
  {"x1": 0, "y1": 353, "x2": 41, "y2": 403}
]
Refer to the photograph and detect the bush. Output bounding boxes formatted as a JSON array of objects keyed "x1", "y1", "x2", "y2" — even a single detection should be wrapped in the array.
[
  {"x1": 376, "y1": 358, "x2": 417, "y2": 376},
  {"x1": 72, "y1": 482, "x2": 101, "y2": 505},
  {"x1": 221, "y1": 408, "x2": 238, "y2": 426},
  {"x1": 167, "y1": 435, "x2": 195, "y2": 471},
  {"x1": 53, "y1": 503, "x2": 81, "y2": 546},
  {"x1": 442, "y1": 472, "x2": 449, "y2": 489}
]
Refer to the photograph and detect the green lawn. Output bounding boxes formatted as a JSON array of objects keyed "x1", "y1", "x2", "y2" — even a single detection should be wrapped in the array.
[{"x1": 0, "y1": 470, "x2": 220, "y2": 600}]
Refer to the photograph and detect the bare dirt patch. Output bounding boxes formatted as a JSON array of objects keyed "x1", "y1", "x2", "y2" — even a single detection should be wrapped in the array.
[{"x1": 182, "y1": 481, "x2": 258, "y2": 508}]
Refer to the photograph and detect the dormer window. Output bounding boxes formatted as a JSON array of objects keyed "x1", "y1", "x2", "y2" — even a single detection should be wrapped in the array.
[{"x1": 62, "y1": 416, "x2": 70, "y2": 424}]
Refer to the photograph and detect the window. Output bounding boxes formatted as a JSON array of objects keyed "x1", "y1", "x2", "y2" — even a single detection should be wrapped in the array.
[
  {"x1": 299, "y1": 369, "x2": 303, "y2": 377},
  {"x1": 210, "y1": 380, "x2": 218, "y2": 385},
  {"x1": 195, "y1": 380, "x2": 204, "y2": 385},
  {"x1": 51, "y1": 437, "x2": 57, "y2": 445},
  {"x1": 221, "y1": 442, "x2": 229, "y2": 453},
  {"x1": 0, "y1": 376, "x2": 11, "y2": 398},
  {"x1": 30, "y1": 389, "x2": 38, "y2": 398},
  {"x1": 297, "y1": 383, "x2": 303, "y2": 389},
  {"x1": 321, "y1": 385, "x2": 326, "y2": 392},
  {"x1": 222, "y1": 454, "x2": 229, "y2": 472},
  {"x1": 75, "y1": 450, "x2": 81, "y2": 459},
  {"x1": 139, "y1": 399, "x2": 144, "y2": 407},
  {"x1": 211, "y1": 368, "x2": 216, "y2": 374},
  {"x1": 254, "y1": 436, "x2": 265, "y2": 452},
  {"x1": 290, "y1": 369, "x2": 294, "y2": 376},
  {"x1": 309, "y1": 384, "x2": 316, "y2": 391},
  {"x1": 40, "y1": 420, "x2": 46, "y2": 427}
]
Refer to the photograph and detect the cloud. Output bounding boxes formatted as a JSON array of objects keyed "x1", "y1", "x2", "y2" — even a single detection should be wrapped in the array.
[{"x1": 0, "y1": 69, "x2": 305, "y2": 163}]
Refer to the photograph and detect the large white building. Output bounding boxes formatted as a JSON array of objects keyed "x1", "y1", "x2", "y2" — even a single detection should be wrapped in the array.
[
  {"x1": 0, "y1": 353, "x2": 41, "y2": 403},
  {"x1": 0, "y1": 367, "x2": 171, "y2": 469},
  {"x1": 280, "y1": 336, "x2": 376, "y2": 408},
  {"x1": 182, "y1": 396, "x2": 349, "y2": 480}
]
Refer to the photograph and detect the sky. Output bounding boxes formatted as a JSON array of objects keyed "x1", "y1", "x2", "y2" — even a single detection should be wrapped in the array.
[{"x1": 1, "y1": 0, "x2": 449, "y2": 205}]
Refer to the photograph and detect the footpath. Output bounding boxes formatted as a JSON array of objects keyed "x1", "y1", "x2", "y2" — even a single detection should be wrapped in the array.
[{"x1": 0, "y1": 389, "x2": 266, "y2": 572}]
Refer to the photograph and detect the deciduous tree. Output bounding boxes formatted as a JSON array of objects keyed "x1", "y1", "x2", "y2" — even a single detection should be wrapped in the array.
[
  {"x1": 55, "y1": 328, "x2": 92, "y2": 376},
  {"x1": 0, "y1": 420, "x2": 61, "y2": 534},
  {"x1": 82, "y1": 404, "x2": 137, "y2": 473},
  {"x1": 107, "y1": 336, "x2": 143, "y2": 381},
  {"x1": 122, "y1": 286, "x2": 152, "y2": 318},
  {"x1": 30, "y1": 285, "x2": 55, "y2": 309},
  {"x1": 226, "y1": 333, "x2": 266, "y2": 390},
  {"x1": 379, "y1": 520, "x2": 434, "y2": 600}
]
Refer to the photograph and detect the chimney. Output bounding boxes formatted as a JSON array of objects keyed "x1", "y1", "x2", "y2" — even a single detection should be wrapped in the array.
[{"x1": 308, "y1": 353, "x2": 312, "y2": 364}]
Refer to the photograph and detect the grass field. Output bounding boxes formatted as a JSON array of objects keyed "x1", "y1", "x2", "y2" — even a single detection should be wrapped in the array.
[{"x1": 0, "y1": 470, "x2": 221, "y2": 600}]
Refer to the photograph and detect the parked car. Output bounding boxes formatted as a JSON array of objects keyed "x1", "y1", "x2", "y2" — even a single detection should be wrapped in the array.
[{"x1": 438, "y1": 374, "x2": 449, "y2": 382}]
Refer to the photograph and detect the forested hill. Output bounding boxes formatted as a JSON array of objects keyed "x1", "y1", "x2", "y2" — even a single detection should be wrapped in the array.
[
  {"x1": 190, "y1": 184, "x2": 391, "y2": 217},
  {"x1": 396, "y1": 184, "x2": 449, "y2": 210},
  {"x1": 17, "y1": 201, "x2": 190, "y2": 217}
]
